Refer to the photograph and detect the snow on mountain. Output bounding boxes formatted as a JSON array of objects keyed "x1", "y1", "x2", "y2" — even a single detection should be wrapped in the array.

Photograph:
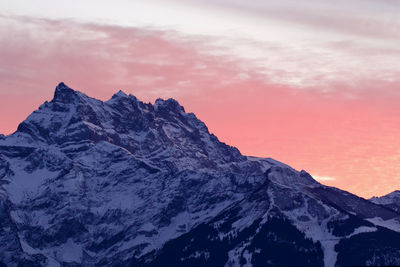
[
  {"x1": 0, "y1": 83, "x2": 400, "y2": 267},
  {"x1": 370, "y1": 190, "x2": 400, "y2": 213}
]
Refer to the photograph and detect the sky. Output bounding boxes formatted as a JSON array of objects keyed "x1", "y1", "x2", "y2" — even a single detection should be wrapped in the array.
[{"x1": 0, "y1": 0, "x2": 400, "y2": 198}]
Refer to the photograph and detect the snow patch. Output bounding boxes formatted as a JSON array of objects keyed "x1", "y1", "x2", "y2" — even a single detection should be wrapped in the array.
[
  {"x1": 367, "y1": 217, "x2": 400, "y2": 232},
  {"x1": 347, "y1": 226, "x2": 377, "y2": 238},
  {"x1": 4, "y1": 166, "x2": 59, "y2": 204}
]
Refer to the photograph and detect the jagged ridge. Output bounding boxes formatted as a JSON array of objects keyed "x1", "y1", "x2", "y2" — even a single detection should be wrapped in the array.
[{"x1": 0, "y1": 83, "x2": 399, "y2": 267}]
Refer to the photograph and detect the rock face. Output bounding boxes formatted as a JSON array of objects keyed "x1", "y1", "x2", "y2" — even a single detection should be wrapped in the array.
[{"x1": 0, "y1": 83, "x2": 399, "y2": 267}]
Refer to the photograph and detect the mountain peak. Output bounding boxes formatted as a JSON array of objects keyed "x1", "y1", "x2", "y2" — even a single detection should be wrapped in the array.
[
  {"x1": 54, "y1": 82, "x2": 73, "y2": 93},
  {"x1": 112, "y1": 90, "x2": 128, "y2": 98},
  {"x1": 154, "y1": 98, "x2": 185, "y2": 113},
  {"x1": 53, "y1": 82, "x2": 78, "y2": 103}
]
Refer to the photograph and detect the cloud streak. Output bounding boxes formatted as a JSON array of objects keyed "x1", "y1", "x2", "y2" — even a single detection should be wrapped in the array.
[
  {"x1": 185, "y1": 0, "x2": 400, "y2": 39},
  {"x1": 2, "y1": 0, "x2": 400, "y2": 92}
]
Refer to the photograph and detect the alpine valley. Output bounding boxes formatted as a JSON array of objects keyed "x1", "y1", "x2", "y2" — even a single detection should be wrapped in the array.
[{"x1": 1, "y1": 83, "x2": 400, "y2": 267}]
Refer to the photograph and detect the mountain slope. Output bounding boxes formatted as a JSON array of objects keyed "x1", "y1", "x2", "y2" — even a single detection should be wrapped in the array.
[
  {"x1": 370, "y1": 191, "x2": 400, "y2": 213},
  {"x1": 0, "y1": 83, "x2": 399, "y2": 267}
]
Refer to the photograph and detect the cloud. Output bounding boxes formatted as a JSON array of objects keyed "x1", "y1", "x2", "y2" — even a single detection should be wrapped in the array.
[
  {"x1": 2, "y1": 0, "x2": 400, "y2": 92},
  {"x1": 313, "y1": 176, "x2": 336, "y2": 181},
  {"x1": 184, "y1": 0, "x2": 400, "y2": 40}
]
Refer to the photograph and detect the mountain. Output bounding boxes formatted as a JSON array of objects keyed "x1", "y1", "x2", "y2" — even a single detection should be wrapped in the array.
[
  {"x1": 0, "y1": 82, "x2": 400, "y2": 267},
  {"x1": 371, "y1": 191, "x2": 400, "y2": 213}
]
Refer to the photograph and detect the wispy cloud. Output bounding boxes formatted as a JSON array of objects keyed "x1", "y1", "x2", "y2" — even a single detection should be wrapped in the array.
[
  {"x1": 187, "y1": 0, "x2": 400, "y2": 39},
  {"x1": 1, "y1": 0, "x2": 400, "y2": 93},
  {"x1": 313, "y1": 176, "x2": 336, "y2": 182}
]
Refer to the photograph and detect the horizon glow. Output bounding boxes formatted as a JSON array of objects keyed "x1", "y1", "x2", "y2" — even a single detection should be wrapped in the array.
[{"x1": 0, "y1": 0, "x2": 400, "y2": 198}]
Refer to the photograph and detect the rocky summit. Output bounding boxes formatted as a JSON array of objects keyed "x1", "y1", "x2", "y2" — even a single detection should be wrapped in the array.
[{"x1": 1, "y1": 83, "x2": 400, "y2": 267}]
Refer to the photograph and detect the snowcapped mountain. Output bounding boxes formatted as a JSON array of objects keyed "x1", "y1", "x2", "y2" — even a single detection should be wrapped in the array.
[
  {"x1": 371, "y1": 191, "x2": 400, "y2": 213},
  {"x1": 1, "y1": 83, "x2": 400, "y2": 267}
]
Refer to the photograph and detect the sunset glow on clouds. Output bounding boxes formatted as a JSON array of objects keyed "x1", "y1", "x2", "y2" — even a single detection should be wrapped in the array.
[{"x1": 1, "y1": 0, "x2": 400, "y2": 198}]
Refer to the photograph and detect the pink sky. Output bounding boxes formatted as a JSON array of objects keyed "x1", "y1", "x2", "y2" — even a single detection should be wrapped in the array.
[{"x1": 1, "y1": 1, "x2": 400, "y2": 198}]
